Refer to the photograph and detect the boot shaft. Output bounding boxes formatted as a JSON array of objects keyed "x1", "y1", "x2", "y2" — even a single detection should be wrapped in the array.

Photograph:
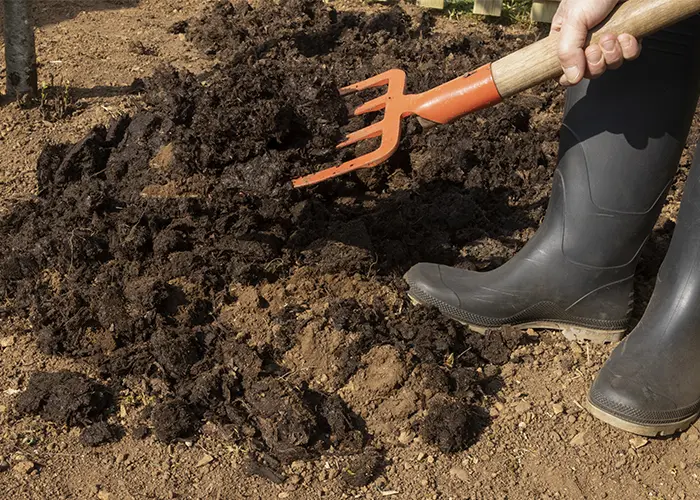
[{"x1": 553, "y1": 18, "x2": 700, "y2": 269}]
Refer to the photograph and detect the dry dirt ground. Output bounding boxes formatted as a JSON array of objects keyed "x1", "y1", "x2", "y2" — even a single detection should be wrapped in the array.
[{"x1": 1, "y1": 1, "x2": 700, "y2": 500}]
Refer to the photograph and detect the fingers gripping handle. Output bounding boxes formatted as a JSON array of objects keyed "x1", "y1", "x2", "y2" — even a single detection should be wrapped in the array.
[{"x1": 491, "y1": 0, "x2": 700, "y2": 98}]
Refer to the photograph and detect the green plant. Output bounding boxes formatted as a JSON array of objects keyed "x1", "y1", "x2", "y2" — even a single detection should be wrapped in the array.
[
  {"x1": 445, "y1": 0, "x2": 475, "y2": 18},
  {"x1": 39, "y1": 75, "x2": 76, "y2": 122},
  {"x1": 502, "y1": 0, "x2": 534, "y2": 24},
  {"x1": 445, "y1": 0, "x2": 536, "y2": 26}
]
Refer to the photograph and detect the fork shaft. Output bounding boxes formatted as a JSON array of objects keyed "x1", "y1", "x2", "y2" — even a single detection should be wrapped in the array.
[{"x1": 410, "y1": 64, "x2": 502, "y2": 125}]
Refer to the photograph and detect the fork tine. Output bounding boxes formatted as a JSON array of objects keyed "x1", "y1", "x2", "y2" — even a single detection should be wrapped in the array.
[
  {"x1": 291, "y1": 69, "x2": 408, "y2": 189},
  {"x1": 352, "y1": 95, "x2": 387, "y2": 116},
  {"x1": 339, "y1": 68, "x2": 405, "y2": 96},
  {"x1": 291, "y1": 147, "x2": 394, "y2": 188},
  {"x1": 336, "y1": 122, "x2": 383, "y2": 149}
]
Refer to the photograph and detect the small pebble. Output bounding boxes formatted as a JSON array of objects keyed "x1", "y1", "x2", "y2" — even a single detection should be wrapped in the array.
[
  {"x1": 449, "y1": 467, "x2": 470, "y2": 483},
  {"x1": 515, "y1": 401, "x2": 531, "y2": 415},
  {"x1": 569, "y1": 431, "x2": 588, "y2": 447},
  {"x1": 291, "y1": 461, "x2": 306, "y2": 473},
  {"x1": 12, "y1": 461, "x2": 36, "y2": 475},
  {"x1": 500, "y1": 364, "x2": 516, "y2": 378},
  {"x1": 629, "y1": 437, "x2": 648, "y2": 449},
  {"x1": 398, "y1": 431, "x2": 414, "y2": 445},
  {"x1": 196, "y1": 454, "x2": 215, "y2": 467},
  {"x1": 201, "y1": 422, "x2": 219, "y2": 437},
  {"x1": 0, "y1": 336, "x2": 15, "y2": 347}
]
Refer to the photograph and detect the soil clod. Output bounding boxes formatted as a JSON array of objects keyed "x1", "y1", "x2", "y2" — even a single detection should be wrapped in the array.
[
  {"x1": 80, "y1": 422, "x2": 120, "y2": 447},
  {"x1": 15, "y1": 372, "x2": 112, "y2": 427},
  {"x1": 151, "y1": 399, "x2": 199, "y2": 443},
  {"x1": 420, "y1": 396, "x2": 480, "y2": 453}
]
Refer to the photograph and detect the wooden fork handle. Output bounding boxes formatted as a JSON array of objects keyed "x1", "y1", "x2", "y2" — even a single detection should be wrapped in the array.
[{"x1": 491, "y1": 0, "x2": 700, "y2": 98}]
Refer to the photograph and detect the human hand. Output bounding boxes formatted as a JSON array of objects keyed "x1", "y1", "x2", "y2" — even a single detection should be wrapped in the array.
[{"x1": 551, "y1": 0, "x2": 642, "y2": 86}]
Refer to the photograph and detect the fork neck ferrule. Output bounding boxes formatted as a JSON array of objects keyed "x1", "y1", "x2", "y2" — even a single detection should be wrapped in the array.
[{"x1": 410, "y1": 63, "x2": 502, "y2": 125}]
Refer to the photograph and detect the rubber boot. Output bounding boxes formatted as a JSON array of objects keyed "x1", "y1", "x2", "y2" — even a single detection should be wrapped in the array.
[
  {"x1": 404, "y1": 18, "x2": 700, "y2": 343},
  {"x1": 587, "y1": 140, "x2": 700, "y2": 436}
]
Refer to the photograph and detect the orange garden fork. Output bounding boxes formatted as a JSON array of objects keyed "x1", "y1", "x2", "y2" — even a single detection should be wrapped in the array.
[{"x1": 292, "y1": 0, "x2": 700, "y2": 188}]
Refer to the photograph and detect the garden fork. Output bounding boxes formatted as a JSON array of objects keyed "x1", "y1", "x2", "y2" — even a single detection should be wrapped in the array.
[{"x1": 292, "y1": 0, "x2": 700, "y2": 188}]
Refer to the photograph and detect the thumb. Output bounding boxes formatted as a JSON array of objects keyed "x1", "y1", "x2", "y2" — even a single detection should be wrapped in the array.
[{"x1": 558, "y1": 16, "x2": 588, "y2": 85}]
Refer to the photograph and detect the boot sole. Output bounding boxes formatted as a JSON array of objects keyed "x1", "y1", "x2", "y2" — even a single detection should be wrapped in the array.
[
  {"x1": 586, "y1": 396, "x2": 700, "y2": 437},
  {"x1": 407, "y1": 293, "x2": 625, "y2": 344}
]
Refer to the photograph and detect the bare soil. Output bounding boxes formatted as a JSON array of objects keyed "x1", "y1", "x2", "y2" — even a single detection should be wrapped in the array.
[{"x1": 1, "y1": 1, "x2": 700, "y2": 499}]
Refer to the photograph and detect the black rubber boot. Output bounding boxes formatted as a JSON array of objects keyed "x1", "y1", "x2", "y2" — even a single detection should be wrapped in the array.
[
  {"x1": 404, "y1": 18, "x2": 700, "y2": 343},
  {"x1": 587, "y1": 141, "x2": 700, "y2": 437}
]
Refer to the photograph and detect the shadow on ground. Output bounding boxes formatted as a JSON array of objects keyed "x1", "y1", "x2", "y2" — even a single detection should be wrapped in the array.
[
  {"x1": 0, "y1": 81, "x2": 144, "y2": 111},
  {"x1": 0, "y1": 0, "x2": 140, "y2": 33}
]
